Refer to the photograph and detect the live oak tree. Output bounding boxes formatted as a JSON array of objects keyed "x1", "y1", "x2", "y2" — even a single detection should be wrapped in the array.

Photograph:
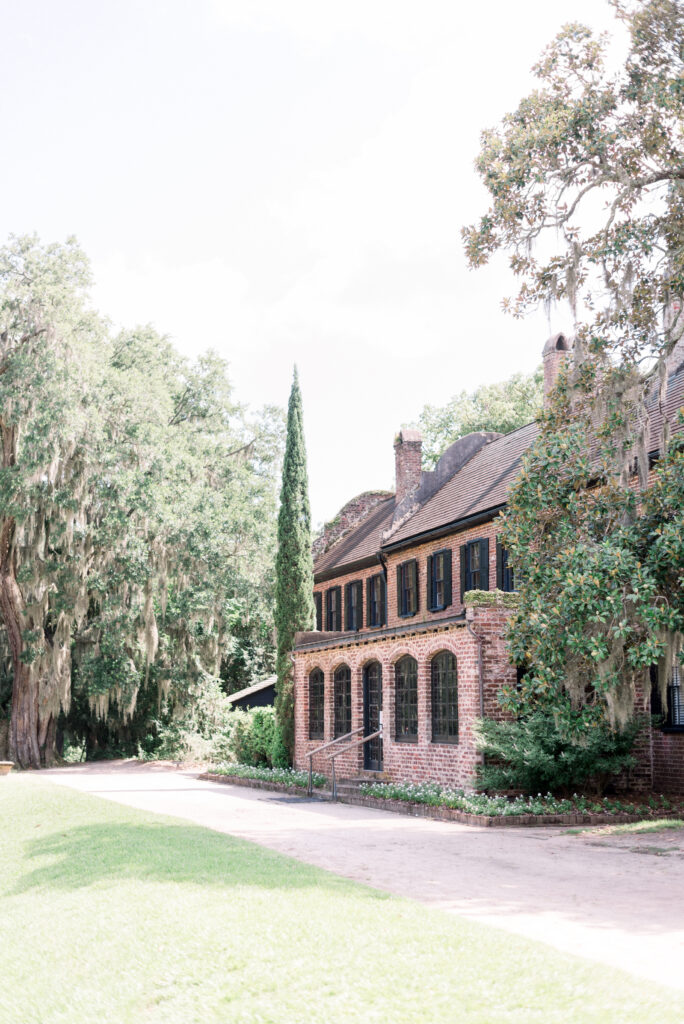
[
  {"x1": 464, "y1": 0, "x2": 684, "y2": 730},
  {"x1": 0, "y1": 236, "x2": 105, "y2": 767},
  {"x1": 71, "y1": 331, "x2": 282, "y2": 760},
  {"x1": 0, "y1": 235, "x2": 281, "y2": 767},
  {"x1": 274, "y1": 368, "x2": 315, "y2": 756},
  {"x1": 418, "y1": 369, "x2": 543, "y2": 469}
]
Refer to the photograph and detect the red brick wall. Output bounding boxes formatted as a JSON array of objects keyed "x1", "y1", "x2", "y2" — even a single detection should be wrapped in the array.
[
  {"x1": 652, "y1": 730, "x2": 684, "y2": 793},
  {"x1": 314, "y1": 562, "x2": 386, "y2": 632},
  {"x1": 293, "y1": 603, "x2": 516, "y2": 790},
  {"x1": 384, "y1": 520, "x2": 501, "y2": 628},
  {"x1": 314, "y1": 518, "x2": 503, "y2": 636}
]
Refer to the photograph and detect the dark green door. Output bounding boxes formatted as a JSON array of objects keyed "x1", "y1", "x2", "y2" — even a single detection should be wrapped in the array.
[{"x1": 363, "y1": 662, "x2": 383, "y2": 771}]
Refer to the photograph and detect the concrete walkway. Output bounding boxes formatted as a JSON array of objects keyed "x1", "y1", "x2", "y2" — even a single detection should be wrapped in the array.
[{"x1": 43, "y1": 761, "x2": 684, "y2": 991}]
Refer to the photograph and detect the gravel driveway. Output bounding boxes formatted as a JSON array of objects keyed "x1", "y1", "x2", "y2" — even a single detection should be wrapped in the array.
[{"x1": 43, "y1": 761, "x2": 684, "y2": 991}]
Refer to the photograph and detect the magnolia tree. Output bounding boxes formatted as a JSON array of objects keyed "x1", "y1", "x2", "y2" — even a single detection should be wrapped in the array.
[
  {"x1": 463, "y1": 0, "x2": 684, "y2": 731},
  {"x1": 0, "y1": 235, "x2": 281, "y2": 767}
]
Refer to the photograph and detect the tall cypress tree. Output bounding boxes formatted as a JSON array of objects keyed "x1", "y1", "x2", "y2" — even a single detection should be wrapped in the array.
[{"x1": 274, "y1": 367, "x2": 315, "y2": 755}]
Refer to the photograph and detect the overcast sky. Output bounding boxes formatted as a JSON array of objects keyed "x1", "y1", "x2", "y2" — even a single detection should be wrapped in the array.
[{"x1": 1, "y1": 0, "x2": 623, "y2": 525}]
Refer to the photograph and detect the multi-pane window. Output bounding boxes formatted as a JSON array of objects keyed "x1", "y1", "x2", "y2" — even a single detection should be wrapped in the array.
[
  {"x1": 460, "y1": 538, "x2": 489, "y2": 597},
  {"x1": 314, "y1": 591, "x2": 322, "y2": 630},
  {"x1": 333, "y1": 664, "x2": 352, "y2": 737},
  {"x1": 427, "y1": 550, "x2": 452, "y2": 611},
  {"x1": 431, "y1": 651, "x2": 458, "y2": 743},
  {"x1": 345, "y1": 580, "x2": 363, "y2": 631},
  {"x1": 397, "y1": 560, "x2": 418, "y2": 617},
  {"x1": 308, "y1": 668, "x2": 324, "y2": 740},
  {"x1": 670, "y1": 665, "x2": 683, "y2": 727},
  {"x1": 652, "y1": 663, "x2": 684, "y2": 729},
  {"x1": 496, "y1": 540, "x2": 515, "y2": 593},
  {"x1": 367, "y1": 573, "x2": 386, "y2": 627},
  {"x1": 326, "y1": 586, "x2": 342, "y2": 631},
  {"x1": 395, "y1": 655, "x2": 418, "y2": 741}
]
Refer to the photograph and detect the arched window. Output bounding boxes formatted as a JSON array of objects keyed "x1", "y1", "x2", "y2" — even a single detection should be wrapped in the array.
[
  {"x1": 333, "y1": 664, "x2": 352, "y2": 737},
  {"x1": 395, "y1": 655, "x2": 418, "y2": 742},
  {"x1": 431, "y1": 651, "x2": 458, "y2": 743},
  {"x1": 308, "y1": 668, "x2": 324, "y2": 740}
]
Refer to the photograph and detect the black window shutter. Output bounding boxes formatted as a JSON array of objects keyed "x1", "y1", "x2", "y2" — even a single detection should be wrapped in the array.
[
  {"x1": 355, "y1": 581, "x2": 362, "y2": 630},
  {"x1": 397, "y1": 564, "x2": 403, "y2": 616},
  {"x1": 344, "y1": 583, "x2": 350, "y2": 630},
  {"x1": 315, "y1": 592, "x2": 322, "y2": 630},
  {"x1": 325, "y1": 590, "x2": 331, "y2": 630},
  {"x1": 427, "y1": 554, "x2": 434, "y2": 611},
  {"x1": 480, "y1": 539, "x2": 490, "y2": 591},
  {"x1": 460, "y1": 544, "x2": 467, "y2": 601},
  {"x1": 496, "y1": 538, "x2": 503, "y2": 590},
  {"x1": 444, "y1": 550, "x2": 452, "y2": 607},
  {"x1": 366, "y1": 578, "x2": 372, "y2": 627},
  {"x1": 380, "y1": 575, "x2": 387, "y2": 625},
  {"x1": 336, "y1": 586, "x2": 342, "y2": 629},
  {"x1": 412, "y1": 560, "x2": 419, "y2": 613}
]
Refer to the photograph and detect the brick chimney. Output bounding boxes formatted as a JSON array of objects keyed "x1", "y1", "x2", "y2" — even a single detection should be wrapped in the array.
[
  {"x1": 542, "y1": 332, "x2": 571, "y2": 407},
  {"x1": 394, "y1": 428, "x2": 423, "y2": 505}
]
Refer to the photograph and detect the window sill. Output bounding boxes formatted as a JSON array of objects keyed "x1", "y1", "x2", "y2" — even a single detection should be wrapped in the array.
[
  {"x1": 398, "y1": 612, "x2": 417, "y2": 619},
  {"x1": 394, "y1": 735, "x2": 418, "y2": 744},
  {"x1": 659, "y1": 726, "x2": 684, "y2": 734},
  {"x1": 431, "y1": 737, "x2": 459, "y2": 745}
]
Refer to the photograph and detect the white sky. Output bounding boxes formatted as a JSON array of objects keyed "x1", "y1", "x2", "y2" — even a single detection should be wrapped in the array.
[{"x1": 1, "y1": 0, "x2": 623, "y2": 526}]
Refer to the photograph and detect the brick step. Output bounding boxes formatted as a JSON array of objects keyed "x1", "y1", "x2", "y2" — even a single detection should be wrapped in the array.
[{"x1": 335, "y1": 773, "x2": 390, "y2": 794}]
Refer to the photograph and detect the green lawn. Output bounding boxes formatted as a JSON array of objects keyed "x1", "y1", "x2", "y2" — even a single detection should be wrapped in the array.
[{"x1": 1, "y1": 777, "x2": 679, "y2": 1024}]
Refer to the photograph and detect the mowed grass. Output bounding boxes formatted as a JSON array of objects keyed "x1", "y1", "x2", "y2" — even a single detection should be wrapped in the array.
[
  {"x1": 565, "y1": 818, "x2": 684, "y2": 837},
  {"x1": 604, "y1": 818, "x2": 684, "y2": 835},
  {"x1": 1, "y1": 778, "x2": 680, "y2": 1024}
]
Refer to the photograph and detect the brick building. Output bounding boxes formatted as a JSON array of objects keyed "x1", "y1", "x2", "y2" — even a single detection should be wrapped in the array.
[{"x1": 293, "y1": 335, "x2": 684, "y2": 792}]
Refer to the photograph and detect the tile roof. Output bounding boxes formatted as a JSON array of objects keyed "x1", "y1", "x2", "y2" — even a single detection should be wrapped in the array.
[
  {"x1": 648, "y1": 362, "x2": 684, "y2": 445},
  {"x1": 313, "y1": 363, "x2": 684, "y2": 574},
  {"x1": 384, "y1": 420, "x2": 538, "y2": 547},
  {"x1": 313, "y1": 496, "x2": 395, "y2": 577}
]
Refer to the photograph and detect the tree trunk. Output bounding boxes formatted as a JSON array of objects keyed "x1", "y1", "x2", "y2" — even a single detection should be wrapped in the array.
[
  {"x1": 39, "y1": 712, "x2": 57, "y2": 767},
  {"x1": 9, "y1": 661, "x2": 40, "y2": 769},
  {"x1": 0, "y1": 514, "x2": 40, "y2": 769}
]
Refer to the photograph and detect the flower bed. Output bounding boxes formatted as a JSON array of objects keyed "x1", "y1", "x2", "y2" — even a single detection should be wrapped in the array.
[
  {"x1": 357, "y1": 780, "x2": 680, "y2": 821},
  {"x1": 203, "y1": 763, "x2": 327, "y2": 790}
]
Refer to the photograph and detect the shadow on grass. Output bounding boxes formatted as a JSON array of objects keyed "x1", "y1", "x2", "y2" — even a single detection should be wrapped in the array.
[{"x1": 9, "y1": 820, "x2": 365, "y2": 898}]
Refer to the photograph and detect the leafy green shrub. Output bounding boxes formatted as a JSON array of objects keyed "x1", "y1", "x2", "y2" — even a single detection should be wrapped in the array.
[
  {"x1": 220, "y1": 707, "x2": 291, "y2": 768},
  {"x1": 474, "y1": 712, "x2": 640, "y2": 796}
]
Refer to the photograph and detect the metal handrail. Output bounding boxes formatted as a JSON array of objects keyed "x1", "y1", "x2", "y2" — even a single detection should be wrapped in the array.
[
  {"x1": 328, "y1": 728, "x2": 383, "y2": 800},
  {"x1": 307, "y1": 727, "x2": 363, "y2": 795}
]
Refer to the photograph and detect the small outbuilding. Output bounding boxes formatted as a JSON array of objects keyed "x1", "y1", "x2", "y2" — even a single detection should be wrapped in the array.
[{"x1": 227, "y1": 675, "x2": 276, "y2": 711}]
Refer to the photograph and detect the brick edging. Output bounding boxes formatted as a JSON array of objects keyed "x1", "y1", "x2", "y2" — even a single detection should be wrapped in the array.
[
  {"x1": 199, "y1": 773, "x2": 675, "y2": 828},
  {"x1": 338, "y1": 792, "x2": 673, "y2": 827},
  {"x1": 199, "y1": 772, "x2": 317, "y2": 797}
]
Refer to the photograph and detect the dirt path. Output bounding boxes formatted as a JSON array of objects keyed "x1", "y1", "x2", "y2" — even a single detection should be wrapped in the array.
[{"x1": 42, "y1": 761, "x2": 684, "y2": 991}]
